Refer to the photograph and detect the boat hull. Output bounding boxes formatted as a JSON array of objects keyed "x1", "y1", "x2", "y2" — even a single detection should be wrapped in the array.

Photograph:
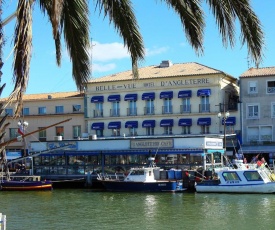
[
  {"x1": 100, "y1": 180, "x2": 185, "y2": 192},
  {"x1": 0, "y1": 180, "x2": 53, "y2": 191},
  {"x1": 196, "y1": 182, "x2": 275, "y2": 194}
]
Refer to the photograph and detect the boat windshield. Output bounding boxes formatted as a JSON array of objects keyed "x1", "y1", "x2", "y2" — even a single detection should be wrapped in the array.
[
  {"x1": 243, "y1": 171, "x2": 263, "y2": 181},
  {"x1": 222, "y1": 172, "x2": 240, "y2": 181},
  {"x1": 130, "y1": 170, "x2": 144, "y2": 176}
]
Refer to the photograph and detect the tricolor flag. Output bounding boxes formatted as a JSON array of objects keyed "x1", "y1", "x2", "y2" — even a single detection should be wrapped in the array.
[{"x1": 18, "y1": 125, "x2": 24, "y2": 135}]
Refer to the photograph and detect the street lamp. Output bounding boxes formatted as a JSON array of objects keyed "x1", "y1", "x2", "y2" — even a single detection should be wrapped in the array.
[{"x1": 217, "y1": 111, "x2": 230, "y2": 155}]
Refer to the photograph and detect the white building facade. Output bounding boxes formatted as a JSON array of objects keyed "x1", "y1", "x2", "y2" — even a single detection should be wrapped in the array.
[
  {"x1": 240, "y1": 67, "x2": 275, "y2": 163},
  {"x1": 85, "y1": 61, "x2": 240, "y2": 152}
]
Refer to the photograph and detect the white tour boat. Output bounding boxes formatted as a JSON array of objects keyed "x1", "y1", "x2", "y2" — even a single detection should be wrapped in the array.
[{"x1": 195, "y1": 159, "x2": 275, "y2": 194}]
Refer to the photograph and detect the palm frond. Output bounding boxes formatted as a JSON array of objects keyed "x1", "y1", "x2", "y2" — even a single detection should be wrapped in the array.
[
  {"x1": 39, "y1": 0, "x2": 62, "y2": 66},
  {"x1": 225, "y1": 0, "x2": 264, "y2": 66},
  {"x1": 163, "y1": 0, "x2": 205, "y2": 55},
  {"x1": 10, "y1": 0, "x2": 34, "y2": 117},
  {"x1": 97, "y1": 0, "x2": 145, "y2": 79},
  {"x1": 61, "y1": 0, "x2": 91, "y2": 90},
  {"x1": 206, "y1": 0, "x2": 236, "y2": 48}
]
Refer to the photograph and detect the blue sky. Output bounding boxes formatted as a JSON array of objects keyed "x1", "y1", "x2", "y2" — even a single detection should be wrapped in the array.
[{"x1": 1, "y1": 0, "x2": 275, "y2": 97}]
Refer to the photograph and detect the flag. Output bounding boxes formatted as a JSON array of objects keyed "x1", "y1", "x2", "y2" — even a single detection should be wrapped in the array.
[{"x1": 18, "y1": 125, "x2": 24, "y2": 135}]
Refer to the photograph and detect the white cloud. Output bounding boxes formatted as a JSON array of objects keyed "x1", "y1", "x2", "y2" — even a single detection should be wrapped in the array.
[
  {"x1": 92, "y1": 63, "x2": 116, "y2": 72},
  {"x1": 92, "y1": 41, "x2": 130, "y2": 62},
  {"x1": 145, "y1": 46, "x2": 169, "y2": 56}
]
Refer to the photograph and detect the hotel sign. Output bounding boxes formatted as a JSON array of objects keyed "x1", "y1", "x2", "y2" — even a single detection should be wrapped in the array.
[
  {"x1": 130, "y1": 139, "x2": 174, "y2": 149},
  {"x1": 94, "y1": 78, "x2": 210, "y2": 91}
]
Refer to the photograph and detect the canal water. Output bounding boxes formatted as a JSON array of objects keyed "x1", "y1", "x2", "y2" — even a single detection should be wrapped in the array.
[{"x1": 1, "y1": 189, "x2": 275, "y2": 230}]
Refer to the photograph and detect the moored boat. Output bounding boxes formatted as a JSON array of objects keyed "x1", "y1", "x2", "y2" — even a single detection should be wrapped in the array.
[
  {"x1": 0, "y1": 175, "x2": 52, "y2": 191},
  {"x1": 97, "y1": 157, "x2": 186, "y2": 192},
  {"x1": 195, "y1": 159, "x2": 275, "y2": 194}
]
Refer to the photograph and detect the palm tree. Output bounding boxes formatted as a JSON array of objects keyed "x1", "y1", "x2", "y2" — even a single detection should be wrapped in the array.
[{"x1": 1, "y1": 0, "x2": 264, "y2": 115}]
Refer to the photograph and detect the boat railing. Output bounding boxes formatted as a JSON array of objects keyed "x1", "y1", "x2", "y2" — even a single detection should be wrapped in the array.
[{"x1": 97, "y1": 173, "x2": 124, "y2": 181}]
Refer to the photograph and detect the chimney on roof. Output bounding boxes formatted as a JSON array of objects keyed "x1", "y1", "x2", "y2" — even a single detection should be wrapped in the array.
[
  {"x1": 159, "y1": 60, "x2": 173, "y2": 68},
  {"x1": 48, "y1": 95, "x2": 52, "y2": 99}
]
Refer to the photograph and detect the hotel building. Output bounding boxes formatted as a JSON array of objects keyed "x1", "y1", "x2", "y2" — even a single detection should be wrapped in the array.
[{"x1": 85, "y1": 61, "x2": 240, "y2": 151}]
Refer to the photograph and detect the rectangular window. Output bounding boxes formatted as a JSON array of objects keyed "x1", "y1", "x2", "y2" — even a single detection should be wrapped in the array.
[
  {"x1": 181, "y1": 126, "x2": 191, "y2": 134},
  {"x1": 94, "y1": 103, "x2": 103, "y2": 117},
  {"x1": 247, "y1": 104, "x2": 259, "y2": 118},
  {"x1": 146, "y1": 127, "x2": 154, "y2": 136},
  {"x1": 73, "y1": 125, "x2": 81, "y2": 139},
  {"x1": 10, "y1": 128, "x2": 17, "y2": 138},
  {"x1": 248, "y1": 81, "x2": 257, "y2": 93},
  {"x1": 96, "y1": 129, "x2": 104, "y2": 137},
  {"x1": 56, "y1": 126, "x2": 64, "y2": 137},
  {"x1": 129, "y1": 127, "x2": 137, "y2": 136},
  {"x1": 163, "y1": 98, "x2": 172, "y2": 114},
  {"x1": 164, "y1": 126, "x2": 172, "y2": 135},
  {"x1": 182, "y1": 98, "x2": 191, "y2": 113},
  {"x1": 38, "y1": 107, "x2": 46, "y2": 115},
  {"x1": 200, "y1": 96, "x2": 210, "y2": 112},
  {"x1": 272, "y1": 103, "x2": 275, "y2": 118},
  {"x1": 22, "y1": 108, "x2": 30, "y2": 116},
  {"x1": 267, "y1": 80, "x2": 275, "y2": 94},
  {"x1": 73, "y1": 105, "x2": 81, "y2": 112},
  {"x1": 128, "y1": 101, "x2": 137, "y2": 116},
  {"x1": 111, "y1": 102, "x2": 120, "y2": 116},
  {"x1": 5, "y1": 108, "x2": 13, "y2": 116},
  {"x1": 55, "y1": 106, "x2": 64, "y2": 114},
  {"x1": 223, "y1": 172, "x2": 240, "y2": 181},
  {"x1": 112, "y1": 129, "x2": 120, "y2": 136},
  {"x1": 145, "y1": 99, "x2": 154, "y2": 115},
  {"x1": 201, "y1": 125, "x2": 210, "y2": 134},
  {"x1": 244, "y1": 171, "x2": 263, "y2": 181},
  {"x1": 38, "y1": 127, "x2": 46, "y2": 142}
]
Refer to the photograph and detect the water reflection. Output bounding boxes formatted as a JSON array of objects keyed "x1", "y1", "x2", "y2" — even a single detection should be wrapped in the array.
[{"x1": 2, "y1": 190, "x2": 275, "y2": 230}]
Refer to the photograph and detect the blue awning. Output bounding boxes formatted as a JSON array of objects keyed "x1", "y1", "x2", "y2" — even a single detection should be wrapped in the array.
[
  {"x1": 178, "y1": 118, "x2": 192, "y2": 126},
  {"x1": 91, "y1": 96, "x2": 104, "y2": 102},
  {"x1": 197, "y1": 89, "x2": 211, "y2": 96},
  {"x1": 91, "y1": 122, "x2": 104, "y2": 130},
  {"x1": 178, "y1": 90, "x2": 192, "y2": 98},
  {"x1": 124, "y1": 94, "x2": 137, "y2": 101},
  {"x1": 222, "y1": 117, "x2": 236, "y2": 125},
  {"x1": 125, "y1": 121, "x2": 138, "y2": 128},
  {"x1": 160, "y1": 119, "x2": 174, "y2": 127},
  {"x1": 142, "y1": 120, "x2": 156, "y2": 128},
  {"x1": 142, "y1": 92, "x2": 155, "y2": 100},
  {"x1": 160, "y1": 91, "x2": 173, "y2": 99},
  {"x1": 108, "y1": 95, "x2": 121, "y2": 102},
  {"x1": 197, "y1": 118, "x2": 211, "y2": 125},
  {"x1": 108, "y1": 122, "x2": 121, "y2": 129}
]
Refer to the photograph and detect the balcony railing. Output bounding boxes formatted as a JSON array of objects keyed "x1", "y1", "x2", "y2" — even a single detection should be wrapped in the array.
[
  {"x1": 110, "y1": 109, "x2": 120, "y2": 117},
  {"x1": 162, "y1": 106, "x2": 173, "y2": 114},
  {"x1": 180, "y1": 105, "x2": 191, "y2": 113},
  {"x1": 144, "y1": 107, "x2": 155, "y2": 115},
  {"x1": 93, "y1": 110, "x2": 103, "y2": 118},
  {"x1": 127, "y1": 108, "x2": 137, "y2": 116},
  {"x1": 199, "y1": 104, "x2": 210, "y2": 113}
]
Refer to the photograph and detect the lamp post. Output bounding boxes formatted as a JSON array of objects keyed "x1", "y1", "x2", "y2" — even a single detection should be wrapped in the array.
[
  {"x1": 217, "y1": 111, "x2": 230, "y2": 155},
  {"x1": 18, "y1": 120, "x2": 29, "y2": 157}
]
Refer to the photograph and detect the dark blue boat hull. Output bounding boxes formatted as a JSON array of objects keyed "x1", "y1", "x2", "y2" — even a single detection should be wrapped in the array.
[
  {"x1": 100, "y1": 180, "x2": 184, "y2": 192},
  {"x1": 0, "y1": 180, "x2": 52, "y2": 191}
]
